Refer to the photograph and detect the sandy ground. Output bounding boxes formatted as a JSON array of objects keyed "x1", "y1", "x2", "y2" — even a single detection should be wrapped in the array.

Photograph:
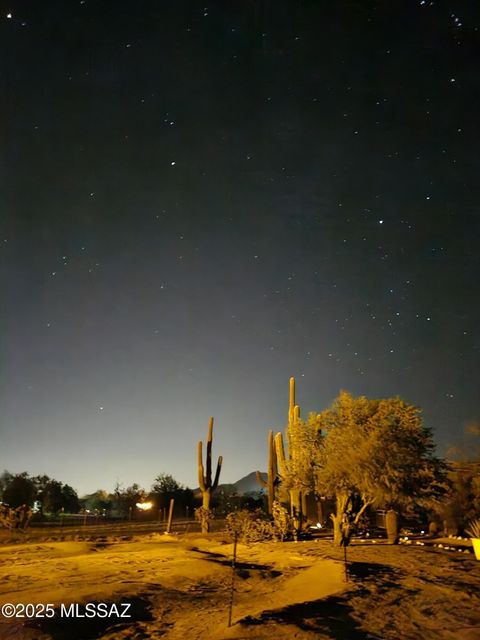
[{"x1": 0, "y1": 532, "x2": 479, "y2": 640}]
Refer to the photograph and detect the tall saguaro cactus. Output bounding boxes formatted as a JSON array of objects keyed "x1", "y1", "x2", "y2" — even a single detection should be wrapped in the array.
[
  {"x1": 198, "y1": 416, "x2": 223, "y2": 533},
  {"x1": 275, "y1": 377, "x2": 304, "y2": 533},
  {"x1": 256, "y1": 430, "x2": 279, "y2": 514}
]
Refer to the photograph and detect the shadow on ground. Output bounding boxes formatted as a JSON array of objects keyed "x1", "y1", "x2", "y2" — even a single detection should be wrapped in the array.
[
  {"x1": 26, "y1": 596, "x2": 153, "y2": 640},
  {"x1": 238, "y1": 561, "x2": 400, "y2": 639},
  {"x1": 347, "y1": 560, "x2": 401, "y2": 587},
  {"x1": 240, "y1": 595, "x2": 380, "y2": 639},
  {"x1": 191, "y1": 547, "x2": 282, "y2": 577}
]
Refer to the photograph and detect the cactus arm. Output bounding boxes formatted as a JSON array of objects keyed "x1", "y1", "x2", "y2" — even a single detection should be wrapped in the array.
[
  {"x1": 275, "y1": 431, "x2": 287, "y2": 477},
  {"x1": 268, "y1": 430, "x2": 277, "y2": 474},
  {"x1": 289, "y1": 376, "x2": 295, "y2": 421},
  {"x1": 198, "y1": 441, "x2": 207, "y2": 491},
  {"x1": 212, "y1": 455, "x2": 223, "y2": 491},
  {"x1": 293, "y1": 404, "x2": 300, "y2": 424},
  {"x1": 197, "y1": 417, "x2": 222, "y2": 534},
  {"x1": 206, "y1": 417, "x2": 214, "y2": 485},
  {"x1": 256, "y1": 470, "x2": 268, "y2": 488}
]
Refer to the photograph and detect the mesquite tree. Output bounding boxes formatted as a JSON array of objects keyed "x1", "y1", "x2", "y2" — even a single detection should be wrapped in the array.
[{"x1": 316, "y1": 391, "x2": 447, "y2": 544}]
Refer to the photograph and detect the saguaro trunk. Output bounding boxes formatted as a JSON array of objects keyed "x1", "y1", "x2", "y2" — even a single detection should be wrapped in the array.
[
  {"x1": 198, "y1": 417, "x2": 222, "y2": 534},
  {"x1": 202, "y1": 491, "x2": 211, "y2": 511},
  {"x1": 256, "y1": 430, "x2": 279, "y2": 515}
]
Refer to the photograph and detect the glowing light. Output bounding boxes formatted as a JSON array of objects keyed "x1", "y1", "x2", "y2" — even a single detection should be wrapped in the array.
[{"x1": 136, "y1": 502, "x2": 153, "y2": 511}]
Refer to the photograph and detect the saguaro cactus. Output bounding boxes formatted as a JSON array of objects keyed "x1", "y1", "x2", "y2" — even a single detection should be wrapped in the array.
[
  {"x1": 288, "y1": 376, "x2": 297, "y2": 426},
  {"x1": 256, "y1": 430, "x2": 279, "y2": 514},
  {"x1": 275, "y1": 429, "x2": 303, "y2": 536},
  {"x1": 198, "y1": 416, "x2": 223, "y2": 533},
  {"x1": 275, "y1": 377, "x2": 304, "y2": 534}
]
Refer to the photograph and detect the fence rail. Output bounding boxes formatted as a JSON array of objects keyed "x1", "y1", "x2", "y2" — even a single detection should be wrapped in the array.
[{"x1": 0, "y1": 517, "x2": 227, "y2": 542}]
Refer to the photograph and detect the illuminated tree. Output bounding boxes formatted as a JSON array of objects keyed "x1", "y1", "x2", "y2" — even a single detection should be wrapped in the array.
[{"x1": 316, "y1": 392, "x2": 447, "y2": 544}]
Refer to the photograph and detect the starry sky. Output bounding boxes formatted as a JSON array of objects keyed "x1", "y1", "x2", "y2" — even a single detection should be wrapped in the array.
[{"x1": 1, "y1": 0, "x2": 479, "y2": 496}]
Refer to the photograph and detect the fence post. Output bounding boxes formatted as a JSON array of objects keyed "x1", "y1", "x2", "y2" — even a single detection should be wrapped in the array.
[
  {"x1": 166, "y1": 499, "x2": 174, "y2": 534},
  {"x1": 227, "y1": 531, "x2": 238, "y2": 627}
]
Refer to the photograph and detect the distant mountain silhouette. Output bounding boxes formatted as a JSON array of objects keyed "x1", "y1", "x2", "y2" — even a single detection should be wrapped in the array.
[
  {"x1": 230, "y1": 471, "x2": 267, "y2": 495},
  {"x1": 194, "y1": 471, "x2": 267, "y2": 496}
]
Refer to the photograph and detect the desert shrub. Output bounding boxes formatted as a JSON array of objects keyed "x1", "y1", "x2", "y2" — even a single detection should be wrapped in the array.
[
  {"x1": 225, "y1": 509, "x2": 274, "y2": 543},
  {"x1": 0, "y1": 503, "x2": 33, "y2": 530},
  {"x1": 466, "y1": 518, "x2": 480, "y2": 538}
]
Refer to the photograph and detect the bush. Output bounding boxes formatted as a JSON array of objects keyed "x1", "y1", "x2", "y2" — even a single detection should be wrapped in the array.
[
  {"x1": 225, "y1": 509, "x2": 274, "y2": 543},
  {"x1": 466, "y1": 518, "x2": 480, "y2": 538}
]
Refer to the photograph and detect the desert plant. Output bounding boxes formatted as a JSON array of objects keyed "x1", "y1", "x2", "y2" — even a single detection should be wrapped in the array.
[
  {"x1": 316, "y1": 392, "x2": 448, "y2": 545},
  {"x1": 198, "y1": 417, "x2": 223, "y2": 533},
  {"x1": 256, "y1": 430, "x2": 280, "y2": 514},
  {"x1": 225, "y1": 509, "x2": 274, "y2": 543},
  {"x1": 275, "y1": 378, "x2": 303, "y2": 528},
  {"x1": 195, "y1": 506, "x2": 213, "y2": 533},
  {"x1": 275, "y1": 378, "x2": 323, "y2": 534},
  {"x1": 466, "y1": 518, "x2": 480, "y2": 538},
  {"x1": 272, "y1": 500, "x2": 292, "y2": 541},
  {"x1": 0, "y1": 503, "x2": 33, "y2": 530}
]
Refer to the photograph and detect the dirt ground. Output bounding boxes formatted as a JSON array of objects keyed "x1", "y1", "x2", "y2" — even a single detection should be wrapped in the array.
[{"x1": 0, "y1": 532, "x2": 479, "y2": 640}]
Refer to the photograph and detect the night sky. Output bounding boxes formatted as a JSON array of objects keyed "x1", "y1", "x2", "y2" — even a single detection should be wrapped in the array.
[{"x1": 2, "y1": 1, "x2": 479, "y2": 496}]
